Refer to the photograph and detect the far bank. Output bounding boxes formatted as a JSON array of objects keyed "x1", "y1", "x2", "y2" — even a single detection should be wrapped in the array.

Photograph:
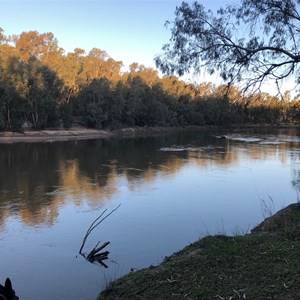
[{"x1": 0, "y1": 124, "x2": 298, "y2": 144}]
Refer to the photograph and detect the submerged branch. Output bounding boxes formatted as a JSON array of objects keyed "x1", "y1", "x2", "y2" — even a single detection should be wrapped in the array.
[{"x1": 79, "y1": 204, "x2": 121, "y2": 266}]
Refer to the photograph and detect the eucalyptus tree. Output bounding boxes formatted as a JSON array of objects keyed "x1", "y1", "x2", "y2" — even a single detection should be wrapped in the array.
[
  {"x1": 0, "y1": 29, "x2": 18, "y2": 65},
  {"x1": 73, "y1": 78, "x2": 113, "y2": 128},
  {"x1": 22, "y1": 57, "x2": 63, "y2": 129},
  {"x1": 82, "y1": 48, "x2": 122, "y2": 83},
  {"x1": 123, "y1": 76, "x2": 150, "y2": 126},
  {"x1": 0, "y1": 56, "x2": 28, "y2": 130},
  {"x1": 58, "y1": 48, "x2": 85, "y2": 100},
  {"x1": 127, "y1": 63, "x2": 160, "y2": 86},
  {"x1": 0, "y1": 31, "x2": 65, "y2": 130},
  {"x1": 0, "y1": 83, "x2": 25, "y2": 130},
  {"x1": 108, "y1": 80, "x2": 126, "y2": 128},
  {"x1": 156, "y1": 0, "x2": 300, "y2": 94},
  {"x1": 14, "y1": 31, "x2": 60, "y2": 62}
]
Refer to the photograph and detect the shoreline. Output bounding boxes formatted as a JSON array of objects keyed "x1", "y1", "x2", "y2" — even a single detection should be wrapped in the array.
[
  {"x1": 99, "y1": 203, "x2": 300, "y2": 299},
  {"x1": 0, "y1": 124, "x2": 298, "y2": 144},
  {"x1": 0, "y1": 127, "x2": 163, "y2": 144},
  {"x1": 0, "y1": 128, "x2": 113, "y2": 143},
  {"x1": 0, "y1": 126, "x2": 217, "y2": 144}
]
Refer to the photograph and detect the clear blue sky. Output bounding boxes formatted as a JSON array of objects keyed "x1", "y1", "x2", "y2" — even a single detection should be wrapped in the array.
[{"x1": 0, "y1": 0, "x2": 235, "y2": 71}]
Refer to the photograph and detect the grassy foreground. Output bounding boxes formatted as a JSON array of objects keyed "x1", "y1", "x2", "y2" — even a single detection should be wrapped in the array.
[{"x1": 99, "y1": 203, "x2": 300, "y2": 299}]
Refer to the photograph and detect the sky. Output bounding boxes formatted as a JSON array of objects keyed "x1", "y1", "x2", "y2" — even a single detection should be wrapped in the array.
[
  {"x1": 0, "y1": 0, "x2": 235, "y2": 75},
  {"x1": 1, "y1": 0, "x2": 296, "y2": 94}
]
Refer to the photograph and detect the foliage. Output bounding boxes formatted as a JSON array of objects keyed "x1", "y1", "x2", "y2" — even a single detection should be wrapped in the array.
[
  {"x1": 155, "y1": 0, "x2": 300, "y2": 93},
  {"x1": 0, "y1": 26, "x2": 299, "y2": 132},
  {"x1": 73, "y1": 78, "x2": 113, "y2": 128}
]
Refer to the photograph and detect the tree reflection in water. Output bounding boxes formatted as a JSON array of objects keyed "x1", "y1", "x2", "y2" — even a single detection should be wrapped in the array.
[{"x1": 0, "y1": 128, "x2": 299, "y2": 228}]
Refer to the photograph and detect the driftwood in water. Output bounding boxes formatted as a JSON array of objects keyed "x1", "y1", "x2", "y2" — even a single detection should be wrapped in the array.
[{"x1": 79, "y1": 204, "x2": 121, "y2": 267}]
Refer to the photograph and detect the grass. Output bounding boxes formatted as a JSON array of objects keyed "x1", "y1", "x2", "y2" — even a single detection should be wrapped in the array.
[{"x1": 98, "y1": 203, "x2": 300, "y2": 299}]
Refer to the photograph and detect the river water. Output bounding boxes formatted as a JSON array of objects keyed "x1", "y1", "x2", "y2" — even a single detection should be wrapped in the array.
[{"x1": 0, "y1": 128, "x2": 299, "y2": 299}]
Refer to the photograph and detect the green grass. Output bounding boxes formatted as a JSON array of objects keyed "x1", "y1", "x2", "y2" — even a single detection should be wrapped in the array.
[{"x1": 99, "y1": 203, "x2": 300, "y2": 299}]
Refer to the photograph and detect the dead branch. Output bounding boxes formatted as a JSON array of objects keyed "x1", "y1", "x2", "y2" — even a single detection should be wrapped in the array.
[
  {"x1": 87, "y1": 241, "x2": 110, "y2": 260},
  {"x1": 79, "y1": 204, "x2": 121, "y2": 266}
]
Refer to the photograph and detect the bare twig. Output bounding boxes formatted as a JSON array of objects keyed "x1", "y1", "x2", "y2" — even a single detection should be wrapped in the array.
[
  {"x1": 79, "y1": 204, "x2": 121, "y2": 266},
  {"x1": 79, "y1": 210, "x2": 107, "y2": 255}
]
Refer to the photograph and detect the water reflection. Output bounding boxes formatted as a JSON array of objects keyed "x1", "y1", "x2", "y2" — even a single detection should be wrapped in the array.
[
  {"x1": 1, "y1": 128, "x2": 300, "y2": 299},
  {"x1": 0, "y1": 128, "x2": 300, "y2": 228}
]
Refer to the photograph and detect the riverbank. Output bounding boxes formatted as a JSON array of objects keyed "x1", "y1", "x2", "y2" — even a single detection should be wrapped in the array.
[
  {"x1": 0, "y1": 124, "x2": 298, "y2": 143},
  {"x1": 0, "y1": 126, "x2": 181, "y2": 143},
  {"x1": 99, "y1": 203, "x2": 300, "y2": 299}
]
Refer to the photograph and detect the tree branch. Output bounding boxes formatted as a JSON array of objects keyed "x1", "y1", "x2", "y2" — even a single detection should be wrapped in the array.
[
  {"x1": 79, "y1": 204, "x2": 121, "y2": 266},
  {"x1": 156, "y1": 0, "x2": 300, "y2": 93}
]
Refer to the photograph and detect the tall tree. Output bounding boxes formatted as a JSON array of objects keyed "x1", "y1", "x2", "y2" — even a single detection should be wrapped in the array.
[
  {"x1": 0, "y1": 83, "x2": 25, "y2": 130},
  {"x1": 30, "y1": 58, "x2": 62, "y2": 128},
  {"x1": 0, "y1": 29, "x2": 18, "y2": 63},
  {"x1": 0, "y1": 56, "x2": 27, "y2": 130},
  {"x1": 107, "y1": 80, "x2": 126, "y2": 128},
  {"x1": 126, "y1": 63, "x2": 159, "y2": 86},
  {"x1": 58, "y1": 48, "x2": 85, "y2": 101},
  {"x1": 156, "y1": 0, "x2": 300, "y2": 93},
  {"x1": 123, "y1": 76, "x2": 148, "y2": 126},
  {"x1": 82, "y1": 48, "x2": 122, "y2": 83},
  {"x1": 10, "y1": 57, "x2": 63, "y2": 129},
  {"x1": 73, "y1": 78, "x2": 113, "y2": 128},
  {"x1": 14, "y1": 31, "x2": 60, "y2": 62}
]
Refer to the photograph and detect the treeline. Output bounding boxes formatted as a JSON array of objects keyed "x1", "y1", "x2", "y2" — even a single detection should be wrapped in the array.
[{"x1": 0, "y1": 28, "x2": 299, "y2": 131}]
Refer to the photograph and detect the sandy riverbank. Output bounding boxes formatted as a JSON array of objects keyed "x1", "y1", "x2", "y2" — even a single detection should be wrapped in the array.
[
  {"x1": 0, "y1": 128, "x2": 112, "y2": 143},
  {"x1": 0, "y1": 126, "x2": 196, "y2": 144},
  {"x1": 0, "y1": 124, "x2": 297, "y2": 144}
]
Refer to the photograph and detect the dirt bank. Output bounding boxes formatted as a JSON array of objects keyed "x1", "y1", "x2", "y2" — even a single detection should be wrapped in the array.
[
  {"x1": 0, "y1": 124, "x2": 298, "y2": 144},
  {"x1": 0, "y1": 126, "x2": 193, "y2": 144}
]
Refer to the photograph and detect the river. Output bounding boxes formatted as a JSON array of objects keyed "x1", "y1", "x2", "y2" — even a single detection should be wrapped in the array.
[{"x1": 0, "y1": 128, "x2": 299, "y2": 299}]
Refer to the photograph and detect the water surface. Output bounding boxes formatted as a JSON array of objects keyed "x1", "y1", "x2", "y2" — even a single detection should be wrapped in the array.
[{"x1": 0, "y1": 128, "x2": 299, "y2": 299}]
